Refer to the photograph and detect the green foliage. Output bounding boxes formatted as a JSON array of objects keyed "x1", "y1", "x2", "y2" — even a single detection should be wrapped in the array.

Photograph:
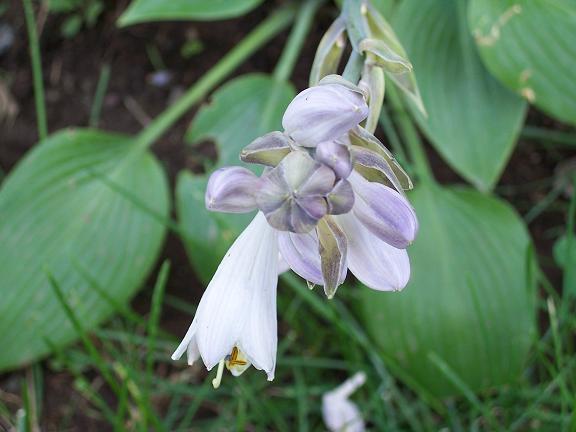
[
  {"x1": 5, "y1": 0, "x2": 576, "y2": 428},
  {"x1": 362, "y1": 183, "x2": 536, "y2": 396},
  {"x1": 469, "y1": 0, "x2": 576, "y2": 127},
  {"x1": 392, "y1": 0, "x2": 527, "y2": 191},
  {"x1": 177, "y1": 74, "x2": 295, "y2": 280},
  {"x1": 48, "y1": 0, "x2": 104, "y2": 38},
  {"x1": 0, "y1": 130, "x2": 169, "y2": 371},
  {"x1": 119, "y1": 0, "x2": 264, "y2": 26}
]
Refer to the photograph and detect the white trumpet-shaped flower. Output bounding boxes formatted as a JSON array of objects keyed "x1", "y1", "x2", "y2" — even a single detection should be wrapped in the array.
[
  {"x1": 171, "y1": 212, "x2": 279, "y2": 384},
  {"x1": 322, "y1": 372, "x2": 366, "y2": 432}
]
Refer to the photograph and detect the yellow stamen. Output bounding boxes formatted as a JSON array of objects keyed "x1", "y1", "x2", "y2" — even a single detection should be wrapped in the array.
[{"x1": 228, "y1": 346, "x2": 248, "y2": 366}]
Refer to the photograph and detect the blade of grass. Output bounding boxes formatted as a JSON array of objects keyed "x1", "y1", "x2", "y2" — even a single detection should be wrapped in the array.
[
  {"x1": 146, "y1": 261, "x2": 170, "y2": 390},
  {"x1": 281, "y1": 273, "x2": 443, "y2": 414},
  {"x1": 22, "y1": 0, "x2": 47, "y2": 140},
  {"x1": 89, "y1": 63, "x2": 111, "y2": 128},
  {"x1": 294, "y1": 368, "x2": 309, "y2": 432},
  {"x1": 72, "y1": 259, "x2": 149, "y2": 328},
  {"x1": 175, "y1": 378, "x2": 216, "y2": 430},
  {"x1": 44, "y1": 338, "x2": 120, "y2": 427},
  {"x1": 562, "y1": 175, "x2": 576, "y2": 298},
  {"x1": 46, "y1": 271, "x2": 120, "y2": 395},
  {"x1": 521, "y1": 126, "x2": 576, "y2": 148},
  {"x1": 427, "y1": 352, "x2": 500, "y2": 431},
  {"x1": 510, "y1": 356, "x2": 576, "y2": 431},
  {"x1": 134, "y1": 5, "x2": 296, "y2": 151}
]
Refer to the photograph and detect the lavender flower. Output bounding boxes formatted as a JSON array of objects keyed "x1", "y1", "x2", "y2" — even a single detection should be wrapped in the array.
[{"x1": 173, "y1": 77, "x2": 418, "y2": 383}]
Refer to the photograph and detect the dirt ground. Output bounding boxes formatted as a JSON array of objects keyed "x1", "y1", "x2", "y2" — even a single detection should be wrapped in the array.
[{"x1": 0, "y1": 0, "x2": 572, "y2": 429}]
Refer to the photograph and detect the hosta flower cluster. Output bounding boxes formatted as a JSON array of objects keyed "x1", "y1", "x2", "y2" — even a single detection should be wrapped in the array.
[{"x1": 172, "y1": 75, "x2": 418, "y2": 384}]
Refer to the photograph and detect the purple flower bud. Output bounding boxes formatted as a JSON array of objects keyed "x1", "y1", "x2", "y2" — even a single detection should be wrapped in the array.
[
  {"x1": 255, "y1": 151, "x2": 335, "y2": 233},
  {"x1": 315, "y1": 141, "x2": 353, "y2": 179},
  {"x1": 282, "y1": 83, "x2": 369, "y2": 147},
  {"x1": 205, "y1": 167, "x2": 259, "y2": 213},
  {"x1": 349, "y1": 172, "x2": 418, "y2": 248}
]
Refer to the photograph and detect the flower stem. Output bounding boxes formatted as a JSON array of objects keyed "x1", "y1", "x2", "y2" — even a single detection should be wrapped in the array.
[
  {"x1": 386, "y1": 83, "x2": 435, "y2": 185},
  {"x1": 22, "y1": 0, "x2": 47, "y2": 140},
  {"x1": 342, "y1": 51, "x2": 363, "y2": 84},
  {"x1": 273, "y1": 0, "x2": 324, "y2": 83},
  {"x1": 133, "y1": 7, "x2": 296, "y2": 152}
]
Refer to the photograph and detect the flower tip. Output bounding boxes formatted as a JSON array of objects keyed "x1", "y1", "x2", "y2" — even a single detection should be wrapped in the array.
[{"x1": 170, "y1": 353, "x2": 180, "y2": 361}]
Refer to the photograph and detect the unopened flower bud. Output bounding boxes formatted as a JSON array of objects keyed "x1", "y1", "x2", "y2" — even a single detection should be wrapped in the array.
[
  {"x1": 205, "y1": 167, "x2": 258, "y2": 213},
  {"x1": 282, "y1": 83, "x2": 369, "y2": 147},
  {"x1": 256, "y1": 151, "x2": 336, "y2": 233},
  {"x1": 315, "y1": 141, "x2": 353, "y2": 179}
]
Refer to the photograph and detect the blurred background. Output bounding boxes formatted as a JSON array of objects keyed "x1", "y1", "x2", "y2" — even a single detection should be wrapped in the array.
[{"x1": 0, "y1": 0, "x2": 575, "y2": 430}]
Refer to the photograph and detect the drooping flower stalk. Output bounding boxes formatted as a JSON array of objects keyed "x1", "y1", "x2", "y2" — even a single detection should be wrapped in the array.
[{"x1": 173, "y1": 0, "x2": 423, "y2": 384}]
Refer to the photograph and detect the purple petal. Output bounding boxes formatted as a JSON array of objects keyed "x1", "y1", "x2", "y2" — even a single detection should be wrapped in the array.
[
  {"x1": 282, "y1": 84, "x2": 369, "y2": 147},
  {"x1": 260, "y1": 199, "x2": 319, "y2": 233},
  {"x1": 315, "y1": 141, "x2": 353, "y2": 179},
  {"x1": 349, "y1": 127, "x2": 413, "y2": 191},
  {"x1": 205, "y1": 167, "x2": 258, "y2": 213},
  {"x1": 298, "y1": 164, "x2": 336, "y2": 196},
  {"x1": 278, "y1": 231, "x2": 324, "y2": 285},
  {"x1": 337, "y1": 212, "x2": 410, "y2": 291},
  {"x1": 297, "y1": 196, "x2": 328, "y2": 220},
  {"x1": 255, "y1": 151, "x2": 333, "y2": 233},
  {"x1": 349, "y1": 172, "x2": 418, "y2": 248},
  {"x1": 327, "y1": 179, "x2": 354, "y2": 215}
]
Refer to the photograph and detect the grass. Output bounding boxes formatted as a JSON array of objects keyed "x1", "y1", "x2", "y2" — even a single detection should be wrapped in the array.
[
  {"x1": 3, "y1": 224, "x2": 574, "y2": 431},
  {"x1": 2, "y1": 254, "x2": 574, "y2": 431}
]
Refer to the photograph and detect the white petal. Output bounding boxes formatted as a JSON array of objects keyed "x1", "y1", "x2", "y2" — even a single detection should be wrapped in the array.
[
  {"x1": 171, "y1": 317, "x2": 200, "y2": 364},
  {"x1": 238, "y1": 240, "x2": 278, "y2": 380},
  {"x1": 195, "y1": 212, "x2": 279, "y2": 370},
  {"x1": 278, "y1": 253, "x2": 291, "y2": 275},
  {"x1": 337, "y1": 212, "x2": 410, "y2": 291}
]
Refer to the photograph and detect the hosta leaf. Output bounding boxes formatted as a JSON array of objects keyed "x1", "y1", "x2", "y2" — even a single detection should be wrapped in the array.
[
  {"x1": 469, "y1": 0, "x2": 576, "y2": 126},
  {"x1": 393, "y1": 0, "x2": 527, "y2": 191},
  {"x1": 0, "y1": 129, "x2": 169, "y2": 371},
  {"x1": 119, "y1": 0, "x2": 264, "y2": 26},
  {"x1": 177, "y1": 74, "x2": 294, "y2": 280},
  {"x1": 361, "y1": 184, "x2": 536, "y2": 396}
]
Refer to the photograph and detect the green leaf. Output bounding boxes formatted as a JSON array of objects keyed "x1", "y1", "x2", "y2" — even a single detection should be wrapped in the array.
[
  {"x1": 177, "y1": 74, "x2": 295, "y2": 280},
  {"x1": 0, "y1": 129, "x2": 169, "y2": 371},
  {"x1": 469, "y1": 0, "x2": 576, "y2": 126},
  {"x1": 371, "y1": 0, "x2": 396, "y2": 16},
  {"x1": 554, "y1": 234, "x2": 576, "y2": 293},
  {"x1": 361, "y1": 184, "x2": 536, "y2": 397},
  {"x1": 119, "y1": 0, "x2": 264, "y2": 26},
  {"x1": 393, "y1": 0, "x2": 527, "y2": 191}
]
